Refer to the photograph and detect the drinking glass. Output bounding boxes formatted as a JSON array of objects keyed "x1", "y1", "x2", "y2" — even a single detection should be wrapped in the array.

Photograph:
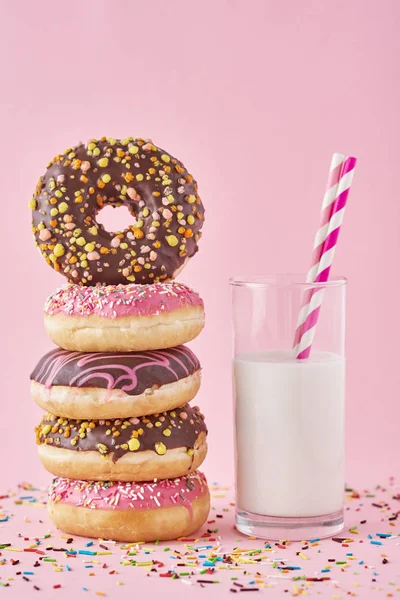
[{"x1": 230, "y1": 274, "x2": 346, "y2": 540}]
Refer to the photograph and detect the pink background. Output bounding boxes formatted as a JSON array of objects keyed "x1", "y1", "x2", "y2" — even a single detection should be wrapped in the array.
[{"x1": 0, "y1": 0, "x2": 399, "y2": 489}]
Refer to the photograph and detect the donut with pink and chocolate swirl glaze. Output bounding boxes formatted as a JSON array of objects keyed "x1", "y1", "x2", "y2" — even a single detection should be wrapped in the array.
[
  {"x1": 44, "y1": 281, "x2": 205, "y2": 352},
  {"x1": 31, "y1": 345, "x2": 201, "y2": 419}
]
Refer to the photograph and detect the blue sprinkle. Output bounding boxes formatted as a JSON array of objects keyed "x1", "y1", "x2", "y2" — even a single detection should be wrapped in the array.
[
  {"x1": 203, "y1": 561, "x2": 216, "y2": 567},
  {"x1": 85, "y1": 541, "x2": 94, "y2": 547},
  {"x1": 79, "y1": 550, "x2": 96, "y2": 556},
  {"x1": 84, "y1": 565, "x2": 93, "y2": 569},
  {"x1": 199, "y1": 555, "x2": 206, "y2": 558},
  {"x1": 144, "y1": 551, "x2": 150, "y2": 554},
  {"x1": 346, "y1": 553, "x2": 353, "y2": 556},
  {"x1": 248, "y1": 581, "x2": 255, "y2": 585},
  {"x1": 82, "y1": 588, "x2": 88, "y2": 591},
  {"x1": 196, "y1": 545, "x2": 213, "y2": 551},
  {"x1": 309, "y1": 538, "x2": 320, "y2": 543},
  {"x1": 66, "y1": 565, "x2": 71, "y2": 572},
  {"x1": 264, "y1": 544, "x2": 271, "y2": 549},
  {"x1": 321, "y1": 569, "x2": 330, "y2": 573},
  {"x1": 368, "y1": 534, "x2": 373, "y2": 539},
  {"x1": 286, "y1": 566, "x2": 301, "y2": 570},
  {"x1": 359, "y1": 561, "x2": 364, "y2": 565},
  {"x1": 0, "y1": 517, "x2": 8, "y2": 523},
  {"x1": 370, "y1": 541, "x2": 382, "y2": 546},
  {"x1": 376, "y1": 533, "x2": 391, "y2": 538},
  {"x1": 20, "y1": 496, "x2": 35, "y2": 500},
  {"x1": 23, "y1": 572, "x2": 34, "y2": 575}
]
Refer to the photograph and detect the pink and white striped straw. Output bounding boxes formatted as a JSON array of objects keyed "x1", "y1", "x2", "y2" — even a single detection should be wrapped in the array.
[
  {"x1": 294, "y1": 154, "x2": 357, "y2": 359},
  {"x1": 293, "y1": 153, "x2": 346, "y2": 350}
]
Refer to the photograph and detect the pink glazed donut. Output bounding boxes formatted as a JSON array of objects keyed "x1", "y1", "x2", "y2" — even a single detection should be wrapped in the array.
[
  {"x1": 47, "y1": 471, "x2": 210, "y2": 542},
  {"x1": 44, "y1": 281, "x2": 205, "y2": 352}
]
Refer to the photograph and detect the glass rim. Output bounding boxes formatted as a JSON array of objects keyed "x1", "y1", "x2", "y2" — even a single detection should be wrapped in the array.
[{"x1": 229, "y1": 273, "x2": 347, "y2": 288}]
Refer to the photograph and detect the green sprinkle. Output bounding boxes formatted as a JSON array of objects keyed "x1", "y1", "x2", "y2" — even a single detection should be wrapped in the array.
[
  {"x1": 179, "y1": 572, "x2": 190, "y2": 576},
  {"x1": 164, "y1": 547, "x2": 170, "y2": 552},
  {"x1": 199, "y1": 569, "x2": 208, "y2": 575},
  {"x1": 43, "y1": 558, "x2": 56, "y2": 562}
]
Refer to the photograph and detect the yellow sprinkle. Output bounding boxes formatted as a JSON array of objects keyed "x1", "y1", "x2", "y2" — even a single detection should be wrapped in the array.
[
  {"x1": 53, "y1": 244, "x2": 65, "y2": 257},
  {"x1": 187, "y1": 215, "x2": 195, "y2": 225},
  {"x1": 166, "y1": 235, "x2": 179, "y2": 247},
  {"x1": 298, "y1": 552, "x2": 308, "y2": 560},
  {"x1": 128, "y1": 438, "x2": 140, "y2": 451},
  {"x1": 136, "y1": 174, "x2": 144, "y2": 181},
  {"x1": 120, "y1": 242, "x2": 128, "y2": 250},
  {"x1": 97, "y1": 157, "x2": 109, "y2": 167},
  {"x1": 161, "y1": 154, "x2": 170, "y2": 163},
  {"x1": 129, "y1": 145, "x2": 139, "y2": 154},
  {"x1": 76, "y1": 237, "x2": 86, "y2": 246},
  {"x1": 28, "y1": 199, "x2": 37, "y2": 210},
  {"x1": 135, "y1": 561, "x2": 153, "y2": 567},
  {"x1": 50, "y1": 208, "x2": 59, "y2": 217},
  {"x1": 155, "y1": 442, "x2": 167, "y2": 455},
  {"x1": 88, "y1": 226, "x2": 98, "y2": 235},
  {"x1": 93, "y1": 147, "x2": 101, "y2": 156},
  {"x1": 41, "y1": 424, "x2": 51, "y2": 436},
  {"x1": 163, "y1": 429, "x2": 171, "y2": 437},
  {"x1": 58, "y1": 202, "x2": 68, "y2": 213},
  {"x1": 84, "y1": 242, "x2": 95, "y2": 252}
]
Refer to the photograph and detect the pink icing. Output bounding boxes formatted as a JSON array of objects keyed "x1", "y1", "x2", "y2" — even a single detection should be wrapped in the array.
[
  {"x1": 44, "y1": 282, "x2": 204, "y2": 319},
  {"x1": 48, "y1": 472, "x2": 208, "y2": 516}
]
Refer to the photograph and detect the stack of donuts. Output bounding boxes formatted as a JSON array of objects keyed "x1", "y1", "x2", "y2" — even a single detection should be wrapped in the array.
[{"x1": 29, "y1": 137, "x2": 209, "y2": 542}]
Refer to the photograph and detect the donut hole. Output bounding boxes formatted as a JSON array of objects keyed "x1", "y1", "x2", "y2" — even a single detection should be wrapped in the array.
[{"x1": 96, "y1": 204, "x2": 134, "y2": 234}]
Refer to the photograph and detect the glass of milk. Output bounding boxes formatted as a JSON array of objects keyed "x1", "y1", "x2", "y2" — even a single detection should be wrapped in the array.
[{"x1": 230, "y1": 274, "x2": 346, "y2": 540}]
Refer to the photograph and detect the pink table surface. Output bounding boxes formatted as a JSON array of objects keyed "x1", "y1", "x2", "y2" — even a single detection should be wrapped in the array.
[{"x1": 0, "y1": 479, "x2": 398, "y2": 599}]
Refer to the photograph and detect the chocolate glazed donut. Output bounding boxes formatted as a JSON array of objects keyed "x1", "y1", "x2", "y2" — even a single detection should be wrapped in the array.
[
  {"x1": 30, "y1": 137, "x2": 205, "y2": 285},
  {"x1": 36, "y1": 405, "x2": 207, "y2": 462},
  {"x1": 35, "y1": 405, "x2": 208, "y2": 481}
]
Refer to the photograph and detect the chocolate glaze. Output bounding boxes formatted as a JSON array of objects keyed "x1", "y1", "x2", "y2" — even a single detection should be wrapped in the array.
[
  {"x1": 31, "y1": 346, "x2": 200, "y2": 395},
  {"x1": 36, "y1": 405, "x2": 207, "y2": 462},
  {"x1": 30, "y1": 137, "x2": 204, "y2": 286}
]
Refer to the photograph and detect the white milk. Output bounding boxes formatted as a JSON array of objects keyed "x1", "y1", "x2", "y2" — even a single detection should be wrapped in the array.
[{"x1": 234, "y1": 350, "x2": 345, "y2": 517}]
